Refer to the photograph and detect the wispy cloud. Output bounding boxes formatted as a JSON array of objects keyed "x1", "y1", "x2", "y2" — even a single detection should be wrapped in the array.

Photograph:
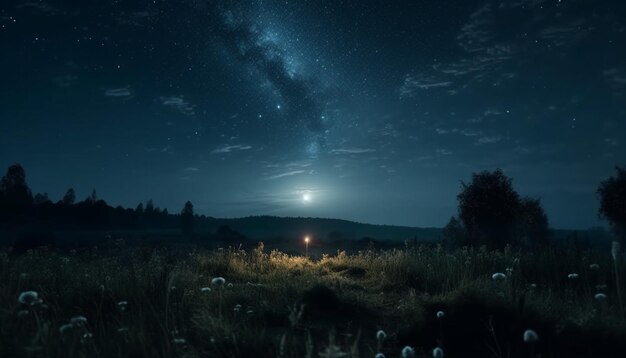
[
  {"x1": 211, "y1": 144, "x2": 253, "y2": 154},
  {"x1": 400, "y1": 74, "x2": 453, "y2": 98},
  {"x1": 183, "y1": 167, "x2": 199, "y2": 172},
  {"x1": 160, "y1": 96, "x2": 195, "y2": 116},
  {"x1": 330, "y1": 148, "x2": 376, "y2": 155},
  {"x1": 265, "y1": 170, "x2": 306, "y2": 180},
  {"x1": 104, "y1": 87, "x2": 133, "y2": 99}
]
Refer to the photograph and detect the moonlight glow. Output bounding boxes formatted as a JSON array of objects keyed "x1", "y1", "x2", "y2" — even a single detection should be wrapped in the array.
[{"x1": 302, "y1": 193, "x2": 311, "y2": 203}]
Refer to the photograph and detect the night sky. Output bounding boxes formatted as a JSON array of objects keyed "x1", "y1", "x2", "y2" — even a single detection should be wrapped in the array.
[{"x1": 1, "y1": 0, "x2": 625, "y2": 229}]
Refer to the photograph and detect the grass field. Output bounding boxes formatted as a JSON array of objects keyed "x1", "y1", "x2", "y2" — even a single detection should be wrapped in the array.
[{"x1": 2, "y1": 241, "x2": 625, "y2": 357}]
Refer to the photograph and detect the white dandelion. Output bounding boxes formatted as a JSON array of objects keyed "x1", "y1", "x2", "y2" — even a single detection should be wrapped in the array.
[
  {"x1": 523, "y1": 329, "x2": 539, "y2": 343},
  {"x1": 376, "y1": 330, "x2": 387, "y2": 341},
  {"x1": 70, "y1": 316, "x2": 88, "y2": 326},
  {"x1": 211, "y1": 277, "x2": 226, "y2": 286},
  {"x1": 375, "y1": 353, "x2": 385, "y2": 358},
  {"x1": 589, "y1": 264, "x2": 599, "y2": 269},
  {"x1": 59, "y1": 324, "x2": 74, "y2": 334},
  {"x1": 200, "y1": 287, "x2": 211, "y2": 293},
  {"x1": 432, "y1": 347, "x2": 444, "y2": 358},
  {"x1": 436, "y1": 311, "x2": 445, "y2": 319},
  {"x1": 18, "y1": 291, "x2": 39, "y2": 305},
  {"x1": 567, "y1": 273, "x2": 579, "y2": 280},
  {"x1": 492, "y1": 272, "x2": 506, "y2": 281},
  {"x1": 401, "y1": 346, "x2": 415, "y2": 358},
  {"x1": 594, "y1": 293, "x2": 607, "y2": 300}
]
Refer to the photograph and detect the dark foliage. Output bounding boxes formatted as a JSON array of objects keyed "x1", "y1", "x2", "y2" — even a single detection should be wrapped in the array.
[
  {"x1": 181, "y1": 201, "x2": 194, "y2": 236},
  {"x1": 598, "y1": 166, "x2": 626, "y2": 241},
  {"x1": 0, "y1": 164, "x2": 33, "y2": 223},
  {"x1": 457, "y1": 169, "x2": 549, "y2": 247},
  {"x1": 13, "y1": 231, "x2": 56, "y2": 253}
]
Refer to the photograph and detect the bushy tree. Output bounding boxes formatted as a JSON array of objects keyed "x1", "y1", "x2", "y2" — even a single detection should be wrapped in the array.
[
  {"x1": 458, "y1": 169, "x2": 522, "y2": 246},
  {"x1": 181, "y1": 201, "x2": 194, "y2": 236},
  {"x1": 62, "y1": 188, "x2": 76, "y2": 205},
  {"x1": 517, "y1": 197, "x2": 549, "y2": 246},
  {"x1": 441, "y1": 216, "x2": 467, "y2": 246},
  {"x1": 457, "y1": 169, "x2": 549, "y2": 247},
  {"x1": 598, "y1": 166, "x2": 626, "y2": 241},
  {"x1": 0, "y1": 164, "x2": 33, "y2": 222}
]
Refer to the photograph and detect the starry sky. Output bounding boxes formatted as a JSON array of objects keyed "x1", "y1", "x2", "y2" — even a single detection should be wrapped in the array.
[{"x1": 1, "y1": 0, "x2": 625, "y2": 229}]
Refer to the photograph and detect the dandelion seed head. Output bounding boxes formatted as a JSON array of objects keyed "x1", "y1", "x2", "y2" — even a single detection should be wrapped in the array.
[
  {"x1": 436, "y1": 311, "x2": 445, "y2": 319},
  {"x1": 70, "y1": 316, "x2": 88, "y2": 326},
  {"x1": 18, "y1": 291, "x2": 39, "y2": 305},
  {"x1": 523, "y1": 329, "x2": 539, "y2": 343},
  {"x1": 567, "y1": 273, "x2": 579, "y2": 279},
  {"x1": 432, "y1": 347, "x2": 444, "y2": 358},
  {"x1": 594, "y1": 293, "x2": 607, "y2": 300},
  {"x1": 375, "y1": 354, "x2": 385, "y2": 358},
  {"x1": 401, "y1": 346, "x2": 415, "y2": 358},
  {"x1": 227, "y1": 282, "x2": 234, "y2": 288},
  {"x1": 589, "y1": 264, "x2": 599, "y2": 269},
  {"x1": 491, "y1": 272, "x2": 506, "y2": 280},
  {"x1": 200, "y1": 287, "x2": 211, "y2": 293},
  {"x1": 59, "y1": 324, "x2": 74, "y2": 334},
  {"x1": 376, "y1": 330, "x2": 386, "y2": 341},
  {"x1": 211, "y1": 277, "x2": 226, "y2": 286}
]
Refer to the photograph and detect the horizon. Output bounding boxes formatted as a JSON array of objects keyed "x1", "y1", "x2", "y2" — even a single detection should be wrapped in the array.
[{"x1": 2, "y1": 0, "x2": 626, "y2": 230}]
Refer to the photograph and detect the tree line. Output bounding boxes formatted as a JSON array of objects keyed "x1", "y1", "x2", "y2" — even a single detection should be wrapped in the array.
[
  {"x1": 1, "y1": 163, "x2": 625, "y2": 248},
  {"x1": 0, "y1": 164, "x2": 196, "y2": 234}
]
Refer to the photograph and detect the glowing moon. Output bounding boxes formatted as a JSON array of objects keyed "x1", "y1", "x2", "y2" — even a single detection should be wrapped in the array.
[{"x1": 302, "y1": 193, "x2": 311, "y2": 202}]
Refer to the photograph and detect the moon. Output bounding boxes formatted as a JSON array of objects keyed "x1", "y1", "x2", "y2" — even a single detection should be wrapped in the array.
[{"x1": 302, "y1": 193, "x2": 311, "y2": 203}]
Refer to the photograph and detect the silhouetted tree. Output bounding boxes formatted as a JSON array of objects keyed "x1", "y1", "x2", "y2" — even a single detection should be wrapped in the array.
[
  {"x1": 457, "y1": 169, "x2": 522, "y2": 246},
  {"x1": 86, "y1": 188, "x2": 98, "y2": 204},
  {"x1": 517, "y1": 197, "x2": 550, "y2": 246},
  {"x1": 33, "y1": 192, "x2": 51, "y2": 205},
  {"x1": 181, "y1": 201, "x2": 194, "y2": 236},
  {"x1": 598, "y1": 166, "x2": 626, "y2": 242},
  {"x1": 442, "y1": 216, "x2": 467, "y2": 247},
  {"x1": 0, "y1": 164, "x2": 33, "y2": 222},
  {"x1": 62, "y1": 188, "x2": 76, "y2": 205},
  {"x1": 135, "y1": 203, "x2": 144, "y2": 214},
  {"x1": 145, "y1": 199, "x2": 155, "y2": 214}
]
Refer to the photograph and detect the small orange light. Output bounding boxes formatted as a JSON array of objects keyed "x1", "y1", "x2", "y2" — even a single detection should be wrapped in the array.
[{"x1": 304, "y1": 236, "x2": 310, "y2": 243}]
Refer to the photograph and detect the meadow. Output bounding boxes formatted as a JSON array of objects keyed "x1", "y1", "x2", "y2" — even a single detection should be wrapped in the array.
[{"x1": 1, "y1": 241, "x2": 625, "y2": 357}]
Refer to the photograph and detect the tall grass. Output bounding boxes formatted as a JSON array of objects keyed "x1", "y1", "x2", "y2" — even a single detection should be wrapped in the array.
[{"x1": 0, "y1": 242, "x2": 624, "y2": 357}]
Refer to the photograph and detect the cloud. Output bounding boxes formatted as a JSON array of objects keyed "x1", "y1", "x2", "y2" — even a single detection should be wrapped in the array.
[
  {"x1": 603, "y1": 68, "x2": 626, "y2": 96},
  {"x1": 330, "y1": 148, "x2": 376, "y2": 155},
  {"x1": 105, "y1": 87, "x2": 133, "y2": 98},
  {"x1": 53, "y1": 75, "x2": 78, "y2": 88},
  {"x1": 211, "y1": 144, "x2": 253, "y2": 154},
  {"x1": 183, "y1": 167, "x2": 199, "y2": 172},
  {"x1": 400, "y1": 74, "x2": 452, "y2": 98},
  {"x1": 477, "y1": 136, "x2": 503, "y2": 144},
  {"x1": 160, "y1": 96, "x2": 195, "y2": 116},
  {"x1": 265, "y1": 170, "x2": 306, "y2": 180}
]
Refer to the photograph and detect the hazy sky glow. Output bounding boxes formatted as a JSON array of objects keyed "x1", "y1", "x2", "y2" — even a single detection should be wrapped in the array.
[{"x1": 1, "y1": 0, "x2": 625, "y2": 229}]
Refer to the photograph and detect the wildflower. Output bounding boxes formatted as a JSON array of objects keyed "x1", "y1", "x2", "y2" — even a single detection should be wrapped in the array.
[
  {"x1": 70, "y1": 316, "x2": 88, "y2": 326},
  {"x1": 612, "y1": 241, "x2": 620, "y2": 262},
  {"x1": 401, "y1": 346, "x2": 415, "y2": 358},
  {"x1": 211, "y1": 277, "x2": 226, "y2": 286},
  {"x1": 436, "y1": 311, "x2": 445, "y2": 319},
  {"x1": 596, "y1": 284, "x2": 608, "y2": 290},
  {"x1": 523, "y1": 329, "x2": 539, "y2": 343},
  {"x1": 529, "y1": 283, "x2": 537, "y2": 289},
  {"x1": 376, "y1": 330, "x2": 387, "y2": 341},
  {"x1": 589, "y1": 264, "x2": 600, "y2": 269},
  {"x1": 200, "y1": 287, "x2": 211, "y2": 293},
  {"x1": 59, "y1": 324, "x2": 74, "y2": 334},
  {"x1": 234, "y1": 304, "x2": 242, "y2": 312},
  {"x1": 227, "y1": 283, "x2": 234, "y2": 288},
  {"x1": 81, "y1": 332, "x2": 93, "y2": 343},
  {"x1": 18, "y1": 291, "x2": 39, "y2": 305},
  {"x1": 117, "y1": 327, "x2": 129, "y2": 333},
  {"x1": 172, "y1": 338, "x2": 186, "y2": 344},
  {"x1": 505, "y1": 267, "x2": 513, "y2": 276},
  {"x1": 117, "y1": 301, "x2": 128, "y2": 311},
  {"x1": 432, "y1": 347, "x2": 444, "y2": 358},
  {"x1": 567, "y1": 273, "x2": 579, "y2": 279},
  {"x1": 246, "y1": 309, "x2": 254, "y2": 315},
  {"x1": 491, "y1": 272, "x2": 506, "y2": 281},
  {"x1": 594, "y1": 293, "x2": 607, "y2": 300},
  {"x1": 375, "y1": 354, "x2": 385, "y2": 358},
  {"x1": 170, "y1": 286, "x2": 176, "y2": 291}
]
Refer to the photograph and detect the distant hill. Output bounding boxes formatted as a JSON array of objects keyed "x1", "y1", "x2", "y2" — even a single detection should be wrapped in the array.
[{"x1": 196, "y1": 215, "x2": 441, "y2": 242}]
